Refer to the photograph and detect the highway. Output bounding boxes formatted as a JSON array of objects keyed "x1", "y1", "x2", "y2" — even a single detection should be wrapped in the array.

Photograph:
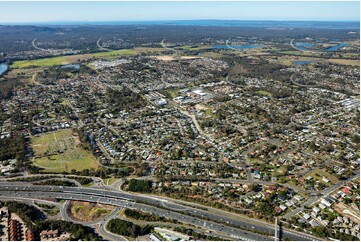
[
  {"x1": 0, "y1": 184, "x2": 320, "y2": 241},
  {"x1": 0, "y1": 196, "x2": 128, "y2": 241}
]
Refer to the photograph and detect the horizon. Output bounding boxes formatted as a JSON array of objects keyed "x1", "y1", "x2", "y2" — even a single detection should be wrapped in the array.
[
  {"x1": 0, "y1": 1, "x2": 359, "y2": 23},
  {"x1": 1, "y1": 19, "x2": 360, "y2": 25}
]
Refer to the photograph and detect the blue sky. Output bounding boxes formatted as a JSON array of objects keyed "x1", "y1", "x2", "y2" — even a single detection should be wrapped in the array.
[{"x1": 0, "y1": 1, "x2": 359, "y2": 23}]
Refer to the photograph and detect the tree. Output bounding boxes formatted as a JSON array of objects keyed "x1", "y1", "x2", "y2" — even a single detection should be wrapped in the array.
[{"x1": 128, "y1": 179, "x2": 152, "y2": 192}]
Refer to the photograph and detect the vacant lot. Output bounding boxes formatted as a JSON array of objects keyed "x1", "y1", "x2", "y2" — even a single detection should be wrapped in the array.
[
  {"x1": 69, "y1": 201, "x2": 114, "y2": 222},
  {"x1": 103, "y1": 177, "x2": 119, "y2": 185},
  {"x1": 256, "y1": 90, "x2": 272, "y2": 97},
  {"x1": 326, "y1": 59, "x2": 360, "y2": 66},
  {"x1": 306, "y1": 168, "x2": 339, "y2": 185},
  {"x1": 32, "y1": 129, "x2": 98, "y2": 172}
]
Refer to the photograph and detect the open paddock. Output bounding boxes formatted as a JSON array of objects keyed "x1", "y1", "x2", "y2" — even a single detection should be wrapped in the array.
[{"x1": 32, "y1": 129, "x2": 98, "y2": 173}]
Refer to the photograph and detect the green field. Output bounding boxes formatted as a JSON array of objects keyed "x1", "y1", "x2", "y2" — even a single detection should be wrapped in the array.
[
  {"x1": 104, "y1": 177, "x2": 119, "y2": 185},
  {"x1": 90, "y1": 49, "x2": 137, "y2": 59},
  {"x1": 246, "y1": 156, "x2": 261, "y2": 164},
  {"x1": 32, "y1": 129, "x2": 98, "y2": 173},
  {"x1": 306, "y1": 168, "x2": 339, "y2": 185},
  {"x1": 176, "y1": 45, "x2": 211, "y2": 51},
  {"x1": 256, "y1": 90, "x2": 272, "y2": 97},
  {"x1": 11, "y1": 49, "x2": 138, "y2": 69},
  {"x1": 12, "y1": 56, "x2": 68, "y2": 68},
  {"x1": 159, "y1": 89, "x2": 179, "y2": 99}
]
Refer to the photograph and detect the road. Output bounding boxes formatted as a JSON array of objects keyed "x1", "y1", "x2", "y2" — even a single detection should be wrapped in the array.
[
  {"x1": 0, "y1": 174, "x2": 103, "y2": 185},
  {"x1": 289, "y1": 74, "x2": 318, "y2": 88},
  {"x1": 0, "y1": 196, "x2": 127, "y2": 241},
  {"x1": 32, "y1": 38, "x2": 49, "y2": 51},
  {"x1": 179, "y1": 109, "x2": 216, "y2": 143},
  {"x1": 160, "y1": 39, "x2": 178, "y2": 52},
  {"x1": 0, "y1": 184, "x2": 320, "y2": 241},
  {"x1": 283, "y1": 174, "x2": 360, "y2": 219},
  {"x1": 96, "y1": 38, "x2": 111, "y2": 51},
  {"x1": 95, "y1": 207, "x2": 128, "y2": 241}
]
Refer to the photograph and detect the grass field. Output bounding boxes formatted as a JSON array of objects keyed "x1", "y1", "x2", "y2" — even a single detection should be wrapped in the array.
[
  {"x1": 305, "y1": 168, "x2": 339, "y2": 185},
  {"x1": 12, "y1": 56, "x2": 69, "y2": 68},
  {"x1": 12, "y1": 49, "x2": 138, "y2": 68},
  {"x1": 87, "y1": 49, "x2": 137, "y2": 59},
  {"x1": 327, "y1": 59, "x2": 360, "y2": 66},
  {"x1": 158, "y1": 88, "x2": 179, "y2": 99},
  {"x1": 201, "y1": 51, "x2": 224, "y2": 59},
  {"x1": 32, "y1": 129, "x2": 98, "y2": 173},
  {"x1": 11, "y1": 47, "x2": 170, "y2": 69},
  {"x1": 256, "y1": 90, "x2": 272, "y2": 97},
  {"x1": 272, "y1": 54, "x2": 360, "y2": 67},
  {"x1": 246, "y1": 156, "x2": 261, "y2": 164},
  {"x1": 176, "y1": 45, "x2": 211, "y2": 51},
  {"x1": 281, "y1": 51, "x2": 324, "y2": 57},
  {"x1": 35, "y1": 203, "x2": 60, "y2": 216},
  {"x1": 70, "y1": 201, "x2": 114, "y2": 222},
  {"x1": 273, "y1": 56, "x2": 318, "y2": 66},
  {"x1": 103, "y1": 177, "x2": 119, "y2": 185}
]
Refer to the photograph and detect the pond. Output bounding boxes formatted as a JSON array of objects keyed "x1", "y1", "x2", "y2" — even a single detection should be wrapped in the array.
[
  {"x1": 293, "y1": 60, "x2": 313, "y2": 65},
  {"x1": 61, "y1": 64, "x2": 80, "y2": 69},
  {"x1": 0, "y1": 63, "x2": 8, "y2": 76},
  {"x1": 324, "y1": 43, "x2": 348, "y2": 51}
]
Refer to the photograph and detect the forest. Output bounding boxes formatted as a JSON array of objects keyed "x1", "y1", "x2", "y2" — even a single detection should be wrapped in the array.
[
  {"x1": 106, "y1": 86, "x2": 147, "y2": 112},
  {"x1": 107, "y1": 218, "x2": 152, "y2": 238},
  {"x1": 0, "y1": 24, "x2": 358, "y2": 53}
]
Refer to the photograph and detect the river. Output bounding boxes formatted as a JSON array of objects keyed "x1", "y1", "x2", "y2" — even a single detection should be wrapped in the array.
[{"x1": 0, "y1": 63, "x2": 8, "y2": 76}]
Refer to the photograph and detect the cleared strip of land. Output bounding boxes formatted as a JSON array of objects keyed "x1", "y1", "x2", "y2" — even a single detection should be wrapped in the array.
[{"x1": 11, "y1": 47, "x2": 167, "y2": 68}]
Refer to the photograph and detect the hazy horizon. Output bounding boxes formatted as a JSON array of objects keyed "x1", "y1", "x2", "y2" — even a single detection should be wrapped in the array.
[{"x1": 0, "y1": 1, "x2": 359, "y2": 23}]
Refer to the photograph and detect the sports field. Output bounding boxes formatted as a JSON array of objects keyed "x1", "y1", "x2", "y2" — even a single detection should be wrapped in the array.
[{"x1": 32, "y1": 129, "x2": 98, "y2": 173}]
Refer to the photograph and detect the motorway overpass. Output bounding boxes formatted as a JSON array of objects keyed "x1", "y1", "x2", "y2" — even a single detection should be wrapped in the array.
[{"x1": 0, "y1": 184, "x2": 319, "y2": 241}]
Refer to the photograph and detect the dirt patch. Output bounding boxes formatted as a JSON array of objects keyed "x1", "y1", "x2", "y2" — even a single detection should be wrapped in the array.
[
  {"x1": 69, "y1": 201, "x2": 114, "y2": 222},
  {"x1": 333, "y1": 202, "x2": 360, "y2": 224}
]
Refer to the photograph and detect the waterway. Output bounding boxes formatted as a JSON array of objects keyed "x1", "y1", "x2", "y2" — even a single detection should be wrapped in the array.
[
  {"x1": 0, "y1": 63, "x2": 8, "y2": 76},
  {"x1": 325, "y1": 43, "x2": 348, "y2": 51},
  {"x1": 61, "y1": 64, "x2": 80, "y2": 69},
  {"x1": 293, "y1": 60, "x2": 313, "y2": 65}
]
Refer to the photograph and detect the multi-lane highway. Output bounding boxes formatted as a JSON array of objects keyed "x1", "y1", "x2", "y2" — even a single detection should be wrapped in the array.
[
  {"x1": 0, "y1": 184, "x2": 320, "y2": 241},
  {"x1": 0, "y1": 188, "x2": 269, "y2": 241}
]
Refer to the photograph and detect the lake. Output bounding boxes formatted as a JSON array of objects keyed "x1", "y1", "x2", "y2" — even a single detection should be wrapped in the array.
[
  {"x1": 0, "y1": 63, "x2": 8, "y2": 76},
  {"x1": 61, "y1": 64, "x2": 80, "y2": 69},
  {"x1": 325, "y1": 43, "x2": 348, "y2": 51},
  {"x1": 293, "y1": 61, "x2": 313, "y2": 65},
  {"x1": 212, "y1": 45, "x2": 259, "y2": 50}
]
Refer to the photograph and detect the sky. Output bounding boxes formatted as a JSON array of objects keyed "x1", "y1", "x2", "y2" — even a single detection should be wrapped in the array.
[{"x1": 0, "y1": 1, "x2": 359, "y2": 23}]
